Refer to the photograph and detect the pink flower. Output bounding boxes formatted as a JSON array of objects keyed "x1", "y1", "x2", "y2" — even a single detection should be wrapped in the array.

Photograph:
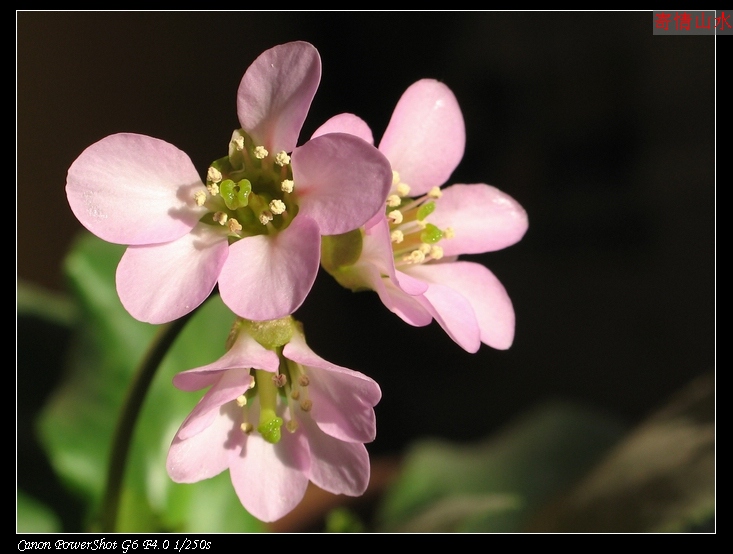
[
  {"x1": 318, "y1": 79, "x2": 528, "y2": 352},
  {"x1": 66, "y1": 42, "x2": 391, "y2": 323},
  {"x1": 165, "y1": 318, "x2": 381, "y2": 522}
]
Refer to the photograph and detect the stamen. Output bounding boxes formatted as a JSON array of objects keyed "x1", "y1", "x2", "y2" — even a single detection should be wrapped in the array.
[
  {"x1": 228, "y1": 219, "x2": 242, "y2": 233},
  {"x1": 391, "y1": 230, "x2": 404, "y2": 243},
  {"x1": 269, "y1": 199, "x2": 286, "y2": 215},
  {"x1": 387, "y1": 194, "x2": 402, "y2": 208},
  {"x1": 253, "y1": 146, "x2": 268, "y2": 159},
  {"x1": 272, "y1": 373, "x2": 287, "y2": 387},
  {"x1": 428, "y1": 186, "x2": 442, "y2": 198},
  {"x1": 300, "y1": 399, "x2": 313, "y2": 412},
  {"x1": 391, "y1": 170, "x2": 401, "y2": 187},
  {"x1": 240, "y1": 422, "x2": 253, "y2": 433},
  {"x1": 274, "y1": 151, "x2": 291, "y2": 166},
  {"x1": 404, "y1": 250, "x2": 425, "y2": 264},
  {"x1": 281, "y1": 179, "x2": 294, "y2": 193},
  {"x1": 396, "y1": 182, "x2": 411, "y2": 197},
  {"x1": 206, "y1": 183, "x2": 220, "y2": 196},
  {"x1": 430, "y1": 245, "x2": 444, "y2": 260},
  {"x1": 298, "y1": 375, "x2": 310, "y2": 387},
  {"x1": 213, "y1": 212, "x2": 228, "y2": 225},
  {"x1": 388, "y1": 210, "x2": 404, "y2": 224},
  {"x1": 286, "y1": 420, "x2": 298, "y2": 433},
  {"x1": 207, "y1": 166, "x2": 223, "y2": 184},
  {"x1": 193, "y1": 190, "x2": 207, "y2": 206},
  {"x1": 444, "y1": 227, "x2": 455, "y2": 239},
  {"x1": 259, "y1": 211, "x2": 274, "y2": 225},
  {"x1": 232, "y1": 136, "x2": 245, "y2": 151},
  {"x1": 419, "y1": 243, "x2": 431, "y2": 254},
  {"x1": 290, "y1": 390, "x2": 300, "y2": 400},
  {"x1": 236, "y1": 394, "x2": 248, "y2": 407}
]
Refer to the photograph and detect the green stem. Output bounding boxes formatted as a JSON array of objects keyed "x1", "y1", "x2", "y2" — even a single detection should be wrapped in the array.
[{"x1": 97, "y1": 309, "x2": 197, "y2": 532}]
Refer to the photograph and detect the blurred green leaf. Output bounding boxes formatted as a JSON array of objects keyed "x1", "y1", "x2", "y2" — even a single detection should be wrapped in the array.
[
  {"x1": 376, "y1": 401, "x2": 627, "y2": 532},
  {"x1": 17, "y1": 490, "x2": 62, "y2": 533},
  {"x1": 37, "y1": 233, "x2": 266, "y2": 532},
  {"x1": 527, "y1": 373, "x2": 715, "y2": 532}
]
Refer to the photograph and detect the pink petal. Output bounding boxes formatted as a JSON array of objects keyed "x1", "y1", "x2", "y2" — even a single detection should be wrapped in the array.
[
  {"x1": 284, "y1": 333, "x2": 380, "y2": 443},
  {"x1": 173, "y1": 331, "x2": 279, "y2": 392},
  {"x1": 417, "y1": 279, "x2": 481, "y2": 353},
  {"x1": 228, "y1": 416, "x2": 310, "y2": 522},
  {"x1": 291, "y1": 133, "x2": 391, "y2": 235},
  {"x1": 378, "y1": 79, "x2": 465, "y2": 196},
  {"x1": 66, "y1": 133, "x2": 207, "y2": 245},
  {"x1": 300, "y1": 416, "x2": 371, "y2": 497},
  {"x1": 218, "y1": 216, "x2": 321, "y2": 320},
  {"x1": 362, "y1": 218, "x2": 429, "y2": 295},
  {"x1": 431, "y1": 184, "x2": 529, "y2": 256},
  {"x1": 176, "y1": 367, "x2": 254, "y2": 441},
  {"x1": 237, "y1": 41, "x2": 321, "y2": 154},
  {"x1": 115, "y1": 223, "x2": 229, "y2": 324},
  {"x1": 167, "y1": 403, "x2": 241, "y2": 483},
  {"x1": 311, "y1": 113, "x2": 375, "y2": 144},
  {"x1": 408, "y1": 261, "x2": 516, "y2": 350}
]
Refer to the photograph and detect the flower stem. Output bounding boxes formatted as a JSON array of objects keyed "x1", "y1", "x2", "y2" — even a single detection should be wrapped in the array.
[{"x1": 97, "y1": 309, "x2": 197, "y2": 532}]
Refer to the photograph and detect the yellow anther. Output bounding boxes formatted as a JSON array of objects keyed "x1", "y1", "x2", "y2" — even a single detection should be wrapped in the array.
[
  {"x1": 391, "y1": 170, "x2": 401, "y2": 186},
  {"x1": 275, "y1": 151, "x2": 291, "y2": 166},
  {"x1": 428, "y1": 186, "x2": 442, "y2": 198},
  {"x1": 259, "y1": 211, "x2": 274, "y2": 225},
  {"x1": 207, "y1": 166, "x2": 223, "y2": 184},
  {"x1": 233, "y1": 136, "x2": 245, "y2": 151},
  {"x1": 206, "y1": 183, "x2": 220, "y2": 196},
  {"x1": 240, "y1": 422, "x2": 253, "y2": 434},
  {"x1": 213, "y1": 212, "x2": 228, "y2": 225},
  {"x1": 281, "y1": 179, "x2": 294, "y2": 193},
  {"x1": 430, "y1": 245, "x2": 444, "y2": 260},
  {"x1": 228, "y1": 219, "x2": 242, "y2": 233},
  {"x1": 253, "y1": 146, "x2": 268, "y2": 159},
  {"x1": 387, "y1": 194, "x2": 402, "y2": 207},
  {"x1": 272, "y1": 373, "x2": 287, "y2": 387},
  {"x1": 419, "y1": 243, "x2": 431, "y2": 254},
  {"x1": 236, "y1": 394, "x2": 248, "y2": 407},
  {"x1": 298, "y1": 375, "x2": 310, "y2": 387},
  {"x1": 193, "y1": 190, "x2": 207, "y2": 206},
  {"x1": 290, "y1": 390, "x2": 300, "y2": 400},
  {"x1": 388, "y1": 210, "x2": 404, "y2": 224},
  {"x1": 397, "y1": 182, "x2": 411, "y2": 197},
  {"x1": 286, "y1": 420, "x2": 299, "y2": 433},
  {"x1": 300, "y1": 399, "x2": 313, "y2": 412},
  {"x1": 391, "y1": 230, "x2": 404, "y2": 243},
  {"x1": 444, "y1": 227, "x2": 455, "y2": 239},
  {"x1": 404, "y1": 250, "x2": 425, "y2": 264},
  {"x1": 269, "y1": 199, "x2": 286, "y2": 215}
]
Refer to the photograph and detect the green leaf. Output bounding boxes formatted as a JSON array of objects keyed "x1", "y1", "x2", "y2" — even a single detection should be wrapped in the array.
[
  {"x1": 526, "y1": 373, "x2": 715, "y2": 532},
  {"x1": 375, "y1": 401, "x2": 627, "y2": 532},
  {"x1": 17, "y1": 490, "x2": 62, "y2": 533},
  {"x1": 38, "y1": 233, "x2": 266, "y2": 532}
]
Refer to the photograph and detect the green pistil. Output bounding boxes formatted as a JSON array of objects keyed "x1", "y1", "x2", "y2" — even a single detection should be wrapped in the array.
[
  {"x1": 255, "y1": 369, "x2": 283, "y2": 444},
  {"x1": 420, "y1": 223, "x2": 443, "y2": 244},
  {"x1": 220, "y1": 179, "x2": 252, "y2": 210},
  {"x1": 416, "y1": 201, "x2": 436, "y2": 221}
]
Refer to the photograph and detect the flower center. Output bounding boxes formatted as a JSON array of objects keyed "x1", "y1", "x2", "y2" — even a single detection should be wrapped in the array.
[
  {"x1": 193, "y1": 129, "x2": 298, "y2": 243},
  {"x1": 230, "y1": 318, "x2": 315, "y2": 444},
  {"x1": 386, "y1": 171, "x2": 453, "y2": 268}
]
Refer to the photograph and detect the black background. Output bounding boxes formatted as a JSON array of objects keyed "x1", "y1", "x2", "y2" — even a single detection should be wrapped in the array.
[{"x1": 17, "y1": 11, "x2": 715, "y2": 528}]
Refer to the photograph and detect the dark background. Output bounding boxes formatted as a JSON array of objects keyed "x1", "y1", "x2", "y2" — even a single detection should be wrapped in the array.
[{"x1": 17, "y1": 10, "x2": 714, "y2": 503}]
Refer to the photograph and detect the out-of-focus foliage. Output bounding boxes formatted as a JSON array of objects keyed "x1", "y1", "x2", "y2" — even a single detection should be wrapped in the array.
[{"x1": 33, "y1": 233, "x2": 266, "y2": 532}]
